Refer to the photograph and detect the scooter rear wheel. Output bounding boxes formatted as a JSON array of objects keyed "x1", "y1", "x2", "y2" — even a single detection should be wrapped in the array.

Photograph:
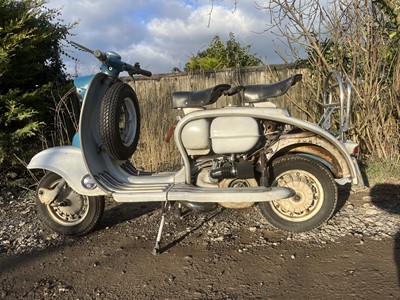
[
  {"x1": 259, "y1": 155, "x2": 337, "y2": 232},
  {"x1": 100, "y1": 82, "x2": 141, "y2": 160},
  {"x1": 36, "y1": 172, "x2": 105, "y2": 236}
]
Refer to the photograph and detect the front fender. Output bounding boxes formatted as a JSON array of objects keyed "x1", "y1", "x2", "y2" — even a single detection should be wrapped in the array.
[{"x1": 27, "y1": 146, "x2": 108, "y2": 196}]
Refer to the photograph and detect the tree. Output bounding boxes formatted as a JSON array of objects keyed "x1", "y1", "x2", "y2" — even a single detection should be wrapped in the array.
[
  {"x1": 257, "y1": 0, "x2": 400, "y2": 161},
  {"x1": 0, "y1": 0, "x2": 73, "y2": 172},
  {"x1": 185, "y1": 33, "x2": 262, "y2": 71},
  {"x1": 379, "y1": 0, "x2": 400, "y2": 24},
  {"x1": 377, "y1": 0, "x2": 400, "y2": 114},
  {"x1": 0, "y1": 0, "x2": 71, "y2": 90}
]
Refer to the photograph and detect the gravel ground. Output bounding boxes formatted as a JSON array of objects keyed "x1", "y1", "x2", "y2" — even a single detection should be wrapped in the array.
[
  {"x1": 1, "y1": 182, "x2": 400, "y2": 256},
  {"x1": 1, "y1": 181, "x2": 400, "y2": 299}
]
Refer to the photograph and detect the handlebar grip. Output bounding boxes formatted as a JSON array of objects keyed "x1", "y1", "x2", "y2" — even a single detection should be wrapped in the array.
[
  {"x1": 139, "y1": 69, "x2": 152, "y2": 77},
  {"x1": 123, "y1": 63, "x2": 152, "y2": 77},
  {"x1": 93, "y1": 50, "x2": 107, "y2": 62}
]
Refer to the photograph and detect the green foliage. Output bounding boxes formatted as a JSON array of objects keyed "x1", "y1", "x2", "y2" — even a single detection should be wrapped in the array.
[
  {"x1": 374, "y1": 1, "x2": 400, "y2": 68},
  {"x1": 0, "y1": 0, "x2": 73, "y2": 172},
  {"x1": 185, "y1": 32, "x2": 262, "y2": 71},
  {"x1": 0, "y1": 0, "x2": 72, "y2": 91},
  {"x1": 0, "y1": 88, "x2": 47, "y2": 140},
  {"x1": 363, "y1": 157, "x2": 400, "y2": 186}
]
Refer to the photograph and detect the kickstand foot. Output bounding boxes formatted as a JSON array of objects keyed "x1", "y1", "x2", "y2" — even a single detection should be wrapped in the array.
[
  {"x1": 176, "y1": 202, "x2": 182, "y2": 218},
  {"x1": 152, "y1": 201, "x2": 170, "y2": 255}
]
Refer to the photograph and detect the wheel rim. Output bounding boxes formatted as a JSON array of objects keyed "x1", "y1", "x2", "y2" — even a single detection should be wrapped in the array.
[
  {"x1": 119, "y1": 97, "x2": 138, "y2": 147},
  {"x1": 46, "y1": 179, "x2": 89, "y2": 226},
  {"x1": 270, "y1": 169, "x2": 324, "y2": 222}
]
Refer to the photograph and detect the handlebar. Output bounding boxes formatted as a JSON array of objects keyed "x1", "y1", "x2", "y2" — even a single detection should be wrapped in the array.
[{"x1": 71, "y1": 41, "x2": 152, "y2": 77}]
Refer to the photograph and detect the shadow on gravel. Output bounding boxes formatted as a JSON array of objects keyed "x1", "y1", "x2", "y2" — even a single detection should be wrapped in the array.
[
  {"x1": 96, "y1": 202, "x2": 160, "y2": 232},
  {"x1": 370, "y1": 183, "x2": 400, "y2": 286},
  {"x1": 336, "y1": 183, "x2": 352, "y2": 214},
  {"x1": 158, "y1": 208, "x2": 224, "y2": 254},
  {"x1": 0, "y1": 243, "x2": 64, "y2": 276}
]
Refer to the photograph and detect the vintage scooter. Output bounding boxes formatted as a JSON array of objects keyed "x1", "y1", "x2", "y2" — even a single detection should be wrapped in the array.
[{"x1": 27, "y1": 42, "x2": 364, "y2": 254}]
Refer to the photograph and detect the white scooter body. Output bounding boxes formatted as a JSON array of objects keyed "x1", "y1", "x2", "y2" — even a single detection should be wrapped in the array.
[
  {"x1": 28, "y1": 72, "x2": 293, "y2": 203},
  {"x1": 27, "y1": 43, "x2": 364, "y2": 252}
]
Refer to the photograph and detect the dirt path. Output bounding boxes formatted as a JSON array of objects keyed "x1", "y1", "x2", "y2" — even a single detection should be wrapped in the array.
[
  {"x1": 1, "y1": 220, "x2": 400, "y2": 298},
  {"x1": 1, "y1": 184, "x2": 400, "y2": 299}
]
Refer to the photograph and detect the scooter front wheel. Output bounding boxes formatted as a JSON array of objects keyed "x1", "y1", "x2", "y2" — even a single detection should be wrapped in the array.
[
  {"x1": 100, "y1": 82, "x2": 141, "y2": 160},
  {"x1": 259, "y1": 155, "x2": 338, "y2": 232},
  {"x1": 36, "y1": 172, "x2": 105, "y2": 236}
]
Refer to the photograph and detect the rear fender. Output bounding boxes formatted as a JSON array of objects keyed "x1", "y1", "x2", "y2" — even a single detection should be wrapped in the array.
[
  {"x1": 27, "y1": 146, "x2": 108, "y2": 196},
  {"x1": 268, "y1": 131, "x2": 363, "y2": 186}
]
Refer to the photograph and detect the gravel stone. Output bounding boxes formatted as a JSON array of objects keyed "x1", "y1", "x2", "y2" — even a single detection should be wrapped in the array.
[{"x1": 1, "y1": 185, "x2": 400, "y2": 255}]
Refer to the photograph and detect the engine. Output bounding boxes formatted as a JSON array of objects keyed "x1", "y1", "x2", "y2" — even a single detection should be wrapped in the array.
[
  {"x1": 182, "y1": 116, "x2": 283, "y2": 210},
  {"x1": 192, "y1": 155, "x2": 259, "y2": 209},
  {"x1": 209, "y1": 158, "x2": 254, "y2": 180},
  {"x1": 185, "y1": 117, "x2": 285, "y2": 187}
]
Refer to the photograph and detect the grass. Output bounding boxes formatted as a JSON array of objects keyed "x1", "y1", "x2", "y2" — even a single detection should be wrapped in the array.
[{"x1": 362, "y1": 158, "x2": 400, "y2": 187}]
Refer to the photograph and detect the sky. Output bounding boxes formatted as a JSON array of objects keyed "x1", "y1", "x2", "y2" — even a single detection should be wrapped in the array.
[{"x1": 46, "y1": 0, "x2": 286, "y2": 76}]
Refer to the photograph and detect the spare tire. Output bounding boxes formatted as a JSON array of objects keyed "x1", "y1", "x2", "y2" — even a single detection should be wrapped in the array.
[{"x1": 100, "y1": 82, "x2": 140, "y2": 160}]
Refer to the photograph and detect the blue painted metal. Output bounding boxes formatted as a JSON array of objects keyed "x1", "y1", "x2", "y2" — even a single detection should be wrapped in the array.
[
  {"x1": 99, "y1": 51, "x2": 125, "y2": 77},
  {"x1": 74, "y1": 75, "x2": 93, "y2": 101},
  {"x1": 72, "y1": 132, "x2": 80, "y2": 148}
]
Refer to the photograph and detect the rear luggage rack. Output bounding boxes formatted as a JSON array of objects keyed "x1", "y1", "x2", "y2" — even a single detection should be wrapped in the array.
[{"x1": 318, "y1": 70, "x2": 352, "y2": 142}]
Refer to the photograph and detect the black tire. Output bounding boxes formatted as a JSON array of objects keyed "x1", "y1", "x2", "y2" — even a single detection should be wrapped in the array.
[
  {"x1": 100, "y1": 82, "x2": 140, "y2": 160},
  {"x1": 259, "y1": 155, "x2": 337, "y2": 232},
  {"x1": 36, "y1": 172, "x2": 105, "y2": 236}
]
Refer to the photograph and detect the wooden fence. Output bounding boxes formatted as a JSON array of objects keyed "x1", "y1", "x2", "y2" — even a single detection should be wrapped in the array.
[
  {"x1": 127, "y1": 64, "x2": 311, "y2": 116},
  {"x1": 124, "y1": 64, "x2": 316, "y2": 171}
]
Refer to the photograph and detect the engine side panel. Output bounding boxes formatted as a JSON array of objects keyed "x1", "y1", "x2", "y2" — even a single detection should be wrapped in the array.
[{"x1": 210, "y1": 116, "x2": 259, "y2": 154}]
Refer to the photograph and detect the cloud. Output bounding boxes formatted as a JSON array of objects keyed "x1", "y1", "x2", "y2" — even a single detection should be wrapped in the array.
[{"x1": 48, "y1": 0, "x2": 282, "y2": 75}]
